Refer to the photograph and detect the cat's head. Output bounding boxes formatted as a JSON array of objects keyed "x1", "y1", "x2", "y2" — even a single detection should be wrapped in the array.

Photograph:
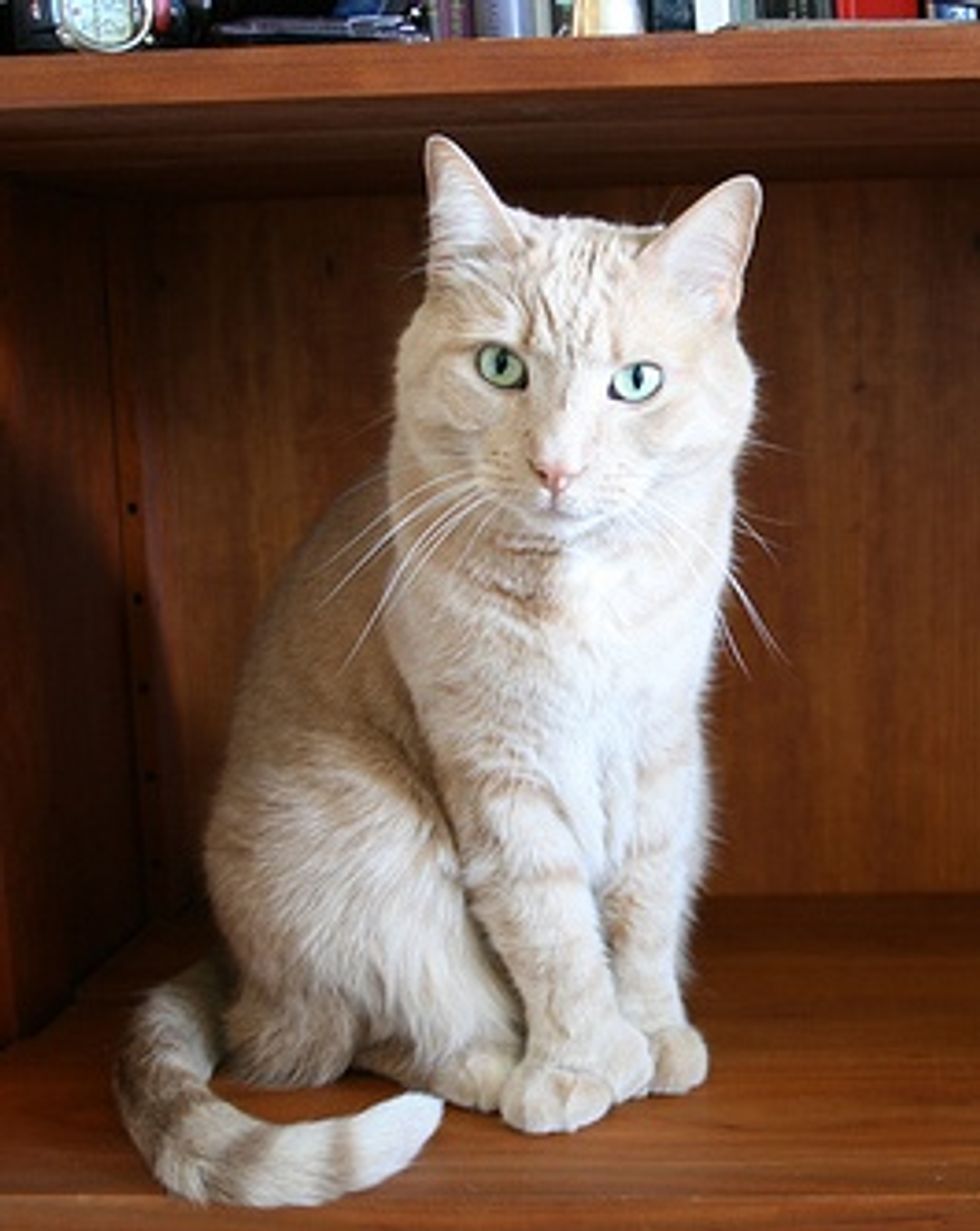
[{"x1": 393, "y1": 136, "x2": 762, "y2": 542}]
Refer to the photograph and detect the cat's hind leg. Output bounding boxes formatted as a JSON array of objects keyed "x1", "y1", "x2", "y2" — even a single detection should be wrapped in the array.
[
  {"x1": 224, "y1": 981, "x2": 360, "y2": 1090},
  {"x1": 352, "y1": 881, "x2": 523, "y2": 1113},
  {"x1": 210, "y1": 751, "x2": 522, "y2": 1110},
  {"x1": 358, "y1": 1035, "x2": 522, "y2": 1114}
]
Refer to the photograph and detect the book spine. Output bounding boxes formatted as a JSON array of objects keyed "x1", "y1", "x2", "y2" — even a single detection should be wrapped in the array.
[
  {"x1": 835, "y1": 0, "x2": 918, "y2": 16},
  {"x1": 924, "y1": 0, "x2": 977, "y2": 14},
  {"x1": 473, "y1": 0, "x2": 536, "y2": 33},
  {"x1": 431, "y1": 0, "x2": 475, "y2": 35},
  {"x1": 647, "y1": 0, "x2": 695, "y2": 27},
  {"x1": 763, "y1": 0, "x2": 833, "y2": 17},
  {"x1": 573, "y1": 0, "x2": 644, "y2": 30},
  {"x1": 694, "y1": 0, "x2": 731, "y2": 28},
  {"x1": 552, "y1": 0, "x2": 574, "y2": 29}
]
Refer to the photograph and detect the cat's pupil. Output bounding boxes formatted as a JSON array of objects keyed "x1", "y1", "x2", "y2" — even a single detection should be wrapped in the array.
[
  {"x1": 495, "y1": 349, "x2": 510, "y2": 376},
  {"x1": 630, "y1": 365, "x2": 644, "y2": 389}
]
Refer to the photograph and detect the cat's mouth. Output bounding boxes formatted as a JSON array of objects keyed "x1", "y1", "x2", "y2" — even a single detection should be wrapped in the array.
[
  {"x1": 513, "y1": 490, "x2": 611, "y2": 542},
  {"x1": 480, "y1": 470, "x2": 608, "y2": 539}
]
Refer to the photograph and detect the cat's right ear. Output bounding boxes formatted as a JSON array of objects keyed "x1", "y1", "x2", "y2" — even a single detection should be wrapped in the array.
[
  {"x1": 641, "y1": 175, "x2": 763, "y2": 323},
  {"x1": 424, "y1": 136, "x2": 522, "y2": 279}
]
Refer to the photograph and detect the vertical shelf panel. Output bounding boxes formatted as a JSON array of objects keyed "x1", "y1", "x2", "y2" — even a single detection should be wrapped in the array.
[
  {"x1": 0, "y1": 185, "x2": 145, "y2": 1039},
  {"x1": 103, "y1": 192, "x2": 426, "y2": 909},
  {"x1": 715, "y1": 176, "x2": 980, "y2": 893}
]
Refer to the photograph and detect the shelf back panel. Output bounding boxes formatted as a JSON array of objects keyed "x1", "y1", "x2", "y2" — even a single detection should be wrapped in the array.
[{"x1": 102, "y1": 175, "x2": 980, "y2": 906}]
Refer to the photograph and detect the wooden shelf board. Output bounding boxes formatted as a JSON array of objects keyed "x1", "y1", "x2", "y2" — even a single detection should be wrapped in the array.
[
  {"x1": 1, "y1": 27, "x2": 979, "y2": 195},
  {"x1": 1, "y1": 895, "x2": 978, "y2": 1228}
]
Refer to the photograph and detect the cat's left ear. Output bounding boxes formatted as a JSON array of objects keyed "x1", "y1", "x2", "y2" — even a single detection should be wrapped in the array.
[
  {"x1": 641, "y1": 176, "x2": 763, "y2": 322},
  {"x1": 424, "y1": 135, "x2": 522, "y2": 278}
]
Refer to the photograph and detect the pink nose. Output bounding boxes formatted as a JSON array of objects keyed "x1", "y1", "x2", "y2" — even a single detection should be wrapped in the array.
[{"x1": 528, "y1": 459, "x2": 582, "y2": 497}]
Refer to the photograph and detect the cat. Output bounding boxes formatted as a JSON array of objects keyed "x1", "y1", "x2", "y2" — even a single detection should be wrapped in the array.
[{"x1": 114, "y1": 134, "x2": 762, "y2": 1208}]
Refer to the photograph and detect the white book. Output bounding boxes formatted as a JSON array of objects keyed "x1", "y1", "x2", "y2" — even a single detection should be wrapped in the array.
[{"x1": 694, "y1": 0, "x2": 731, "y2": 28}]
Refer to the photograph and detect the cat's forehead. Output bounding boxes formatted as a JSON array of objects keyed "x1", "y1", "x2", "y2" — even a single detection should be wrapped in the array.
[{"x1": 501, "y1": 213, "x2": 662, "y2": 360}]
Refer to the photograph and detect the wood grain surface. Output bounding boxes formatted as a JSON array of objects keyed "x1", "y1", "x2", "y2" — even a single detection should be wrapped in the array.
[
  {"x1": 101, "y1": 176, "x2": 980, "y2": 907},
  {"x1": 0, "y1": 186, "x2": 145, "y2": 1042},
  {"x1": 0, "y1": 29, "x2": 978, "y2": 195},
  {"x1": 714, "y1": 175, "x2": 980, "y2": 893},
  {"x1": 1, "y1": 37, "x2": 978, "y2": 1050},
  {"x1": 0, "y1": 896, "x2": 977, "y2": 1228}
]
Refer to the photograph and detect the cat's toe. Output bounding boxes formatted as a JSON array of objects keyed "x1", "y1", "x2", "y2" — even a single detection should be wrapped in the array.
[
  {"x1": 500, "y1": 1061, "x2": 612, "y2": 1134},
  {"x1": 429, "y1": 1043, "x2": 521, "y2": 1113},
  {"x1": 648, "y1": 1024, "x2": 709, "y2": 1095},
  {"x1": 602, "y1": 1018, "x2": 654, "y2": 1102}
]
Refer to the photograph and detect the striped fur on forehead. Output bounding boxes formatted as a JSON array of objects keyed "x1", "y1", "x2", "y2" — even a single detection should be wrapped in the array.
[
  {"x1": 439, "y1": 208, "x2": 665, "y2": 363},
  {"x1": 519, "y1": 215, "x2": 659, "y2": 361}
]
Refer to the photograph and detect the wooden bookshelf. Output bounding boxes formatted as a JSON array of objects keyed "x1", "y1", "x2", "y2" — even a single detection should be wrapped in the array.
[
  {"x1": 1, "y1": 895, "x2": 978, "y2": 1227},
  {"x1": 1, "y1": 27, "x2": 979, "y2": 194},
  {"x1": 1, "y1": 24, "x2": 979, "y2": 1229}
]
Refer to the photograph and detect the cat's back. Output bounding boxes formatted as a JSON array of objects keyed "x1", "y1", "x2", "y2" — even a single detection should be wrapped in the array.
[{"x1": 223, "y1": 473, "x2": 414, "y2": 764}]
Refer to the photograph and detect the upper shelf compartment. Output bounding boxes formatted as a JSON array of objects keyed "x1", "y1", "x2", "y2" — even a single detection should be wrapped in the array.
[{"x1": 1, "y1": 26, "x2": 979, "y2": 197}]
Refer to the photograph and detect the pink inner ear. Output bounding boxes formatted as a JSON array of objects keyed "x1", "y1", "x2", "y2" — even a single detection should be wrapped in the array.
[
  {"x1": 714, "y1": 278, "x2": 742, "y2": 320},
  {"x1": 425, "y1": 137, "x2": 522, "y2": 266},
  {"x1": 640, "y1": 178, "x2": 761, "y2": 323}
]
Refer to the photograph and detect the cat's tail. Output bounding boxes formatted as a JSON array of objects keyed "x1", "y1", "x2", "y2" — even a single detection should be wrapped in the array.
[{"x1": 113, "y1": 959, "x2": 444, "y2": 1207}]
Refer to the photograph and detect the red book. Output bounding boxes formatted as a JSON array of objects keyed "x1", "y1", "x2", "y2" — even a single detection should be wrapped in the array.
[{"x1": 836, "y1": 0, "x2": 919, "y2": 15}]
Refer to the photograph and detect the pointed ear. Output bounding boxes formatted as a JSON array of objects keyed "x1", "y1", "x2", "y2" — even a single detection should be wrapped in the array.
[
  {"x1": 643, "y1": 176, "x2": 763, "y2": 321},
  {"x1": 424, "y1": 135, "x2": 522, "y2": 278}
]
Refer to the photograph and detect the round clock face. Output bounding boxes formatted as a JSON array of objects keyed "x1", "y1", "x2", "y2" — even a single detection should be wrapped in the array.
[{"x1": 57, "y1": 0, "x2": 150, "y2": 49}]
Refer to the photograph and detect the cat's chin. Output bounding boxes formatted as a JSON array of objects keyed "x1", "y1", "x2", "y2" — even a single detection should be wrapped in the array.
[{"x1": 502, "y1": 502, "x2": 612, "y2": 550}]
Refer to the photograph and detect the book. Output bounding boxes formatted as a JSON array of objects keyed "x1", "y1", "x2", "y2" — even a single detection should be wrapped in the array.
[
  {"x1": 431, "y1": 0, "x2": 474, "y2": 35},
  {"x1": 647, "y1": 0, "x2": 695, "y2": 26},
  {"x1": 923, "y1": 0, "x2": 977, "y2": 14},
  {"x1": 694, "y1": 0, "x2": 732, "y2": 28},
  {"x1": 472, "y1": 0, "x2": 536, "y2": 32},
  {"x1": 836, "y1": 0, "x2": 918, "y2": 15},
  {"x1": 763, "y1": 0, "x2": 833, "y2": 16},
  {"x1": 735, "y1": 0, "x2": 832, "y2": 17}
]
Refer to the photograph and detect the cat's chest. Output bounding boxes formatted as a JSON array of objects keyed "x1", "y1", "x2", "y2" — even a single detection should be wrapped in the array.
[
  {"x1": 477, "y1": 541, "x2": 660, "y2": 651},
  {"x1": 410, "y1": 533, "x2": 715, "y2": 722},
  {"x1": 392, "y1": 545, "x2": 712, "y2": 880},
  {"x1": 506, "y1": 545, "x2": 702, "y2": 691}
]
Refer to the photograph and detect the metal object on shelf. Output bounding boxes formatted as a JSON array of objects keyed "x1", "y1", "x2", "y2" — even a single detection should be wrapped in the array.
[{"x1": 571, "y1": 0, "x2": 643, "y2": 32}]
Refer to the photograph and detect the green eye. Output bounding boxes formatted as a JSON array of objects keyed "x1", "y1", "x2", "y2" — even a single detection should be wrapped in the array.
[
  {"x1": 609, "y1": 362, "x2": 664, "y2": 405},
  {"x1": 476, "y1": 344, "x2": 528, "y2": 391}
]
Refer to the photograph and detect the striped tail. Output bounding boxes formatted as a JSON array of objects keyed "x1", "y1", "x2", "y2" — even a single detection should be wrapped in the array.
[{"x1": 113, "y1": 960, "x2": 444, "y2": 1207}]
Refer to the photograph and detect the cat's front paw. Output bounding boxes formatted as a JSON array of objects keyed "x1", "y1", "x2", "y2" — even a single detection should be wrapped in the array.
[
  {"x1": 500, "y1": 1060, "x2": 613, "y2": 1134},
  {"x1": 500, "y1": 1018, "x2": 651, "y2": 1134},
  {"x1": 647, "y1": 1023, "x2": 709, "y2": 1095}
]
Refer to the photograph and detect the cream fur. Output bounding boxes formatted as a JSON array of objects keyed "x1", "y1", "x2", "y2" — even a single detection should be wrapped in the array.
[{"x1": 114, "y1": 135, "x2": 762, "y2": 1207}]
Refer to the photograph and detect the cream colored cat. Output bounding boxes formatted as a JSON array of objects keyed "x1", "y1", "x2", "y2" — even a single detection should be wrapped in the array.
[{"x1": 115, "y1": 135, "x2": 762, "y2": 1207}]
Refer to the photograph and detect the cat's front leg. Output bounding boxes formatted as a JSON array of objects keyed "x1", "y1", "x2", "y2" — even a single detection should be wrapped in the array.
[
  {"x1": 603, "y1": 743, "x2": 711, "y2": 1097},
  {"x1": 452, "y1": 780, "x2": 652, "y2": 1135}
]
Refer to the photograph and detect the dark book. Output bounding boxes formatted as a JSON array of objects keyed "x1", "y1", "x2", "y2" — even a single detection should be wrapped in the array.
[
  {"x1": 923, "y1": 0, "x2": 977, "y2": 14},
  {"x1": 429, "y1": 0, "x2": 473, "y2": 35},
  {"x1": 647, "y1": 0, "x2": 695, "y2": 28},
  {"x1": 763, "y1": 0, "x2": 833, "y2": 17}
]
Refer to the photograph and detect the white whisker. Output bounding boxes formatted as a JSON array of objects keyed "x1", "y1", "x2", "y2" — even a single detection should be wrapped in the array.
[
  {"x1": 645, "y1": 495, "x2": 786, "y2": 665},
  {"x1": 315, "y1": 471, "x2": 474, "y2": 611},
  {"x1": 717, "y1": 610, "x2": 750, "y2": 676},
  {"x1": 725, "y1": 570, "x2": 785, "y2": 663},
  {"x1": 735, "y1": 512, "x2": 780, "y2": 562},
  {"x1": 392, "y1": 493, "x2": 494, "y2": 612},
  {"x1": 341, "y1": 488, "x2": 487, "y2": 670},
  {"x1": 454, "y1": 501, "x2": 503, "y2": 579}
]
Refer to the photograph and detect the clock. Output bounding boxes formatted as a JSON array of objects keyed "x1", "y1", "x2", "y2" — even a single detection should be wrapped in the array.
[{"x1": 53, "y1": 0, "x2": 154, "y2": 49}]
